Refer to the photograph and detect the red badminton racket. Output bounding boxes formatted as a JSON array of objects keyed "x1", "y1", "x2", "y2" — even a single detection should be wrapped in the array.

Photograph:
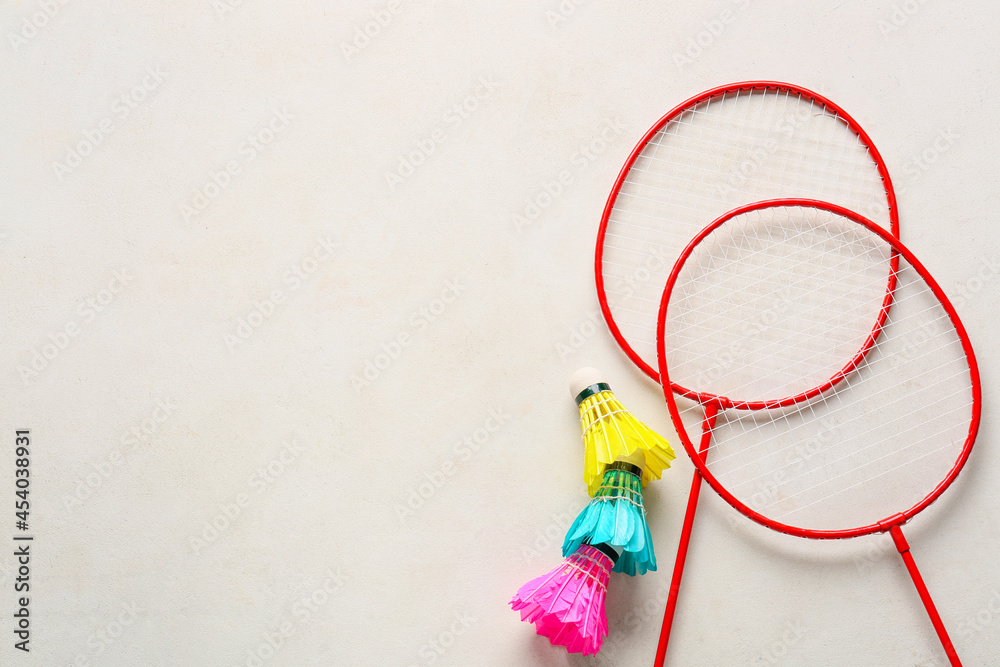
[
  {"x1": 590, "y1": 82, "x2": 902, "y2": 662},
  {"x1": 596, "y1": 82, "x2": 898, "y2": 381},
  {"x1": 655, "y1": 199, "x2": 980, "y2": 665}
]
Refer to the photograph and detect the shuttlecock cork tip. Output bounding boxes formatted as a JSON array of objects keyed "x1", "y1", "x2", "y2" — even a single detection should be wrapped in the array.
[{"x1": 571, "y1": 367, "x2": 609, "y2": 405}]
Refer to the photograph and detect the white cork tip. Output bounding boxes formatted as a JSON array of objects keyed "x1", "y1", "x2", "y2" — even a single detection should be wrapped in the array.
[{"x1": 570, "y1": 367, "x2": 605, "y2": 400}]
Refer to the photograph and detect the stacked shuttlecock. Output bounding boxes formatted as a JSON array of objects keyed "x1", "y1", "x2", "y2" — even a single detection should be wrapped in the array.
[
  {"x1": 510, "y1": 368, "x2": 675, "y2": 654},
  {"x1": 510, "y1": 543, "x2": 615, "y2": 656},
  {"x1": 572, "y1": 367, "x2": 676, "y2": 496},
  {"x1": 563, "y1": 461, "x2": 655, "y2": 577}
]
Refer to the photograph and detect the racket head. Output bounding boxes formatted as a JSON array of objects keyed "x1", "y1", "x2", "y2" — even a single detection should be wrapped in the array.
[
  {"x1": 655, "y1": 199, "x2": 981, "y2": 539},
  {"x1": 596, "y1": 81, "x2": 899, "y2": 386}
]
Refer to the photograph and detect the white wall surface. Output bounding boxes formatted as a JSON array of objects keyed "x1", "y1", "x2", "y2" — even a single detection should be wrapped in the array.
[{"x1": 0, "y1": 1, "x2": 998, "y2": 665}]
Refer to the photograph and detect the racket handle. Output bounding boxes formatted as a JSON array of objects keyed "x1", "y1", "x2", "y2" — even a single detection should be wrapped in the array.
[
  {"x1": 889, "y1": 525, "x2": 963, "y2": 667},
  {"x1": 654, "y1": 404, "x2": 718, "y2": 666},
  {"x1": 654, "y1": 468, "x2": 703, "y2": 666}
]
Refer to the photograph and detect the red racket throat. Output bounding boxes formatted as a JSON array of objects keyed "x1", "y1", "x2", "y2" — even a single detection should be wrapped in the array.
[{"x1": 655, "y1": 199, "x2": 980, "y2": 665}]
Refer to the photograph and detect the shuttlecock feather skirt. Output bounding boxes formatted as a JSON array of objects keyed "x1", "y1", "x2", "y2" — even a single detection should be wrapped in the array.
[
  {"x1": 563, "y1": 464, "x2": 655, "y2": 576},
  {"x1": 509, "y1": 544, "x2": 614, "y2": 655},
  {"x1": 578, "y1": 388, "x2": 676, "y2": 495}
]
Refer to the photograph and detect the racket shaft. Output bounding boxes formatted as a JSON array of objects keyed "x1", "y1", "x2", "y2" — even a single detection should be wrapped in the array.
[
  {"x1": 655, "y1": 404, "x2": 718, "y2": 666},
  {"x1": 890, "y1": 525, "x2": 963, "y2": 667}
]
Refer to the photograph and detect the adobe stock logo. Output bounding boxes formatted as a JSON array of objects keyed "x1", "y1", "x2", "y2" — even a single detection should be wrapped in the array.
[
  {"x1": 212, "y1": 0, "x2": 247, "y2": 20},
  {"x1": 957, "y1": 590, "x2": 1000, "y2": 639},
  {"x1": 394, "y1": 408, "x2": 511, "y2": 524},
  {"x1": 897, "y1": 127, "x2": 959, "y2": 193},
  {"x1": 519, "y1": 506, "x2": 575, "y2": 562},
  {"x1": 555, "y1": 310, "x2": 601, "y2": 362},
  {"x1": 512, "y1": 117, "x2": 625, "y2": 233},
  {"x1": 52, "y1": 66, "x2": 168, "y2": 181},
  {"x1": 180, "y1": 108, "x2": 294, "y2": 222},
  {"x1": 7, "y1": 0, "x2": 71, "y2": 52},
  {"x1": 408, "y1": 610, "x2": 477, "y2": 667},
  {"x1": 67, "y1": 601, "x2": 145, "y2": 663},
  {"x1": 878, "y1": 0, "x2": 930, "y2": 36},
  {"x1": 63, "y1": 397, "x2": 178, "y2": 510},
  {"x1": 225, "y1": 233, "x2": 339, "y2": 352},
  {"x1": 234, "y1": 567, "x2": 349, "y2": 667},
  {"x1": 545, "y1": 0, "x2": 588, "y2": 30},
  {"x1": 18, "y1": 268, "x2": 134, "y2": 386},
  {"x1": 189, "y1": 439, "x2": 307, "y2": 555},
  {"x1": 341, "y1": 0, "x2": 403, "y2": 62},
  {"x1": 757, "y1": 619, "x2": 806, "y2": 664},
  {"x1": 952, "y1": 255, "x2": 999, "y2": 310},
  {"x1": 351, "y1": 278, "x2": 465, "y2": 392},
  {"x1": 672, "y1": 0, "x2": 753, "y2": 71},
  {"x1": 384, "y1": 77, "x2": 498, "y2": 193}
]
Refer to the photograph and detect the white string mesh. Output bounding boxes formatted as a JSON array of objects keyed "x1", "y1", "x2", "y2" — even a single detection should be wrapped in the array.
[
  {"x1": 602, "y1": 88, "x2": 893, "y2": 374},
  {"x1": 662, "y1": 206, "x2": 974, "y2": 532}
]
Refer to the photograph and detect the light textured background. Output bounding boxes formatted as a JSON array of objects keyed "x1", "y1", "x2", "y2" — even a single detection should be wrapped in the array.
[{"x1": 1, "y1": 1, "x2": 998, "y2": 665}]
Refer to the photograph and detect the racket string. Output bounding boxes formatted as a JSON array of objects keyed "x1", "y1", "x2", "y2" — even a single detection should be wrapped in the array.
[
  {"x1": 664, "y1": 207, "x2": 974, "y2": 531},
  {"x1": 665, "y1": 214, "x2": 896, "y2": 400},
  {"x1": 603, "y1": 88, "x2": 896, "y2": 373}
]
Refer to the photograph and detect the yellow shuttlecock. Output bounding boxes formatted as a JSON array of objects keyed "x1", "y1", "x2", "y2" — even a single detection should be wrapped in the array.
[{"x1": 570, "y1": 368, "x2": 676, "y2": 496}]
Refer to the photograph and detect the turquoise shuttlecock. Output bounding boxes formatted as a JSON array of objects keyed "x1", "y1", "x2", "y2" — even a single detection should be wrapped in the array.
[{"x1": 562, "y1": 462, "x2": 655, "y2": 576}]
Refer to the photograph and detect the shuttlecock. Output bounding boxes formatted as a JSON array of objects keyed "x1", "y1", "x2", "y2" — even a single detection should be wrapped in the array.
[
  {"x1": 571, "y1": 367, "x2": 676, "y2": 495},
  {"x1": 562, "y1": 461, "x2": 655, "y2": 576},
  {"x1": 510, "y1": 543, "x2": 616, "y2": 655}
]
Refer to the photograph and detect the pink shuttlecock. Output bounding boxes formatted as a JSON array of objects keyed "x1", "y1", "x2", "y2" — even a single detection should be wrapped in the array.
[{"x1": 510, "y1": 543, "x2": 615, "y2": 655}]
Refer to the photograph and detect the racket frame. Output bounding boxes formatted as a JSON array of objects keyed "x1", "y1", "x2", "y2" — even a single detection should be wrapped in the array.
[
  {"x1": 596, "y1": 81, "x2": 901, "y2": 385},
  {"x1": 655, "y1": 198, "x2": 981, "y2": 541}
]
